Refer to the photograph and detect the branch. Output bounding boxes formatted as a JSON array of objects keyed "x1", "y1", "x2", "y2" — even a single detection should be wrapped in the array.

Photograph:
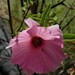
[{"x1": 51, "y1": 0, "x2": 66, "y2": 8}]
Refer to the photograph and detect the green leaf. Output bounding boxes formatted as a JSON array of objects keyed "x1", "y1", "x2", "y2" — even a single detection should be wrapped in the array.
[
  {"x1": 40, "y1": 3, "x2": 51, "y2": 26},
  {"x1": 64, "y1": 33, "x2": 75, "y2": 42},
  {"x1": 64, "y1": 33, "x2": 75, "y2": 39},
  {"x1": 26, "y1": 13, "x2": 41, "y2": 21},
  {"x1": 64, "y1": 39, "x2": 75, "y2": 42}
]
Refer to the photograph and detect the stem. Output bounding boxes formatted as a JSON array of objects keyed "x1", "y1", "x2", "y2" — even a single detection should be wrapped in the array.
[{"x1": 7, "y1": 0, "x2": 13, "y2": 37}]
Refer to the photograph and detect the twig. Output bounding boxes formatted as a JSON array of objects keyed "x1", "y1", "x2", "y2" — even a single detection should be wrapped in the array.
[
  {"x1": 17, "y1": 6, "x2": 30, "y2": 31},
  {"x1": 61, "y1": 15, "x2": 75, "y2": 31},
  {"x1": 7, "y1": 0, "x2": 13, "y2": 37}
]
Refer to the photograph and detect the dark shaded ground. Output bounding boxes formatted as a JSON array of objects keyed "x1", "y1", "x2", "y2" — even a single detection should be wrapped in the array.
[{"x1": 0, "y1": 18, "x2": 25, "y2": 75}]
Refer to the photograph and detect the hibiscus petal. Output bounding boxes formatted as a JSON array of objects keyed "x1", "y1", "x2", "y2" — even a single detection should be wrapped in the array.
[
  {"x1": 27, "y1": 49, "x2": 45, "y2": 74},
  {"x1": 37, "y1": 27, "x2": 50, "y2": 40},
  {"x1": 37, "y1": 27, "x2": 58, "y2": 40},
  {"x1": 11, "y1": 42, "x2": 32, "y2": 64},
  {"x1": 50, "y1": 38, "x2": 64, "y2": 48},
  {"x1": 43, "y1": 41, "x2": 66, "y2": 63},
  {"x1": 40, "y1": 49, "x2": 61, "y2": 72},
  {"x1": 25, "y1": 47, "x2": 62, "y2": 74},
  {"x1": 47, "y1": 25, "x2": 61, "y2": 36},
  {"x1": 6, "y1": 30, "x2": 31, "y2": 49},
  {"x1": 12, "y1": 44, "x2": 48, "y2": 74},
  {"x1": 27, "y1": 25, "x2": 38, "y2": 37},
  {"x1": 25, "y1": 18, "x2": 39, "y2": 28},
  {"x1": 40, "y1": 44, "x2": 67, "y2": 72},
  {"x1": 11, "y1": 42, "x2": 37, "y2": 75}
]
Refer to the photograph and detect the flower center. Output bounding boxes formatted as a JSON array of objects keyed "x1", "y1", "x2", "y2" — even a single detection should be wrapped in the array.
[{"x1": 31, "y1": 36, "x2": 43, "y2": 48}]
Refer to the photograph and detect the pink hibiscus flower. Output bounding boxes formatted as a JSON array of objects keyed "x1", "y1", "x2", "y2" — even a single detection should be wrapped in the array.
[{"x1": 6, "y1": 18, "x2": 66, "y2": 75}]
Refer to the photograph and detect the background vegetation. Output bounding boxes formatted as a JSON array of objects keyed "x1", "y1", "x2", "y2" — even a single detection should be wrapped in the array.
[{"x1": 0, "y1": 0, "x2": 75, "y2": 75}]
